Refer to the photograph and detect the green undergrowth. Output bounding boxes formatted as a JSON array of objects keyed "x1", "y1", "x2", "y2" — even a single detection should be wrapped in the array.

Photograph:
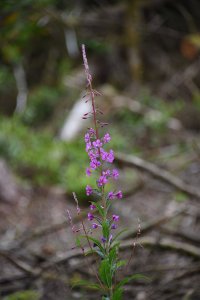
[
  {"x1": 3, "y1": 290, "x2": 40, "y2": 300},
  {"x1": 113, "y1": 92, "x2": 182, "y2": 151},
  {"x1": 21, "y1": 86, "x2": 63, "y2": 126},
  {"x1": 0, "y1": 116, "x2": 90, "y2": 199},
  {"x1": 0, "y1": 116, "x2": 127, "y2": 202}
]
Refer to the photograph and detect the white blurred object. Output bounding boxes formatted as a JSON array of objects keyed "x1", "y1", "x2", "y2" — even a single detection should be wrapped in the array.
[
  {"x1": 64, "y1": 28, "x2": 79, "y2": 58},
  {"x1": 60, "y1": 94, "x2": 92, "y2": 141},
  {"x1": 14, "y1": 63, "x2": 28, "y2": 113}
]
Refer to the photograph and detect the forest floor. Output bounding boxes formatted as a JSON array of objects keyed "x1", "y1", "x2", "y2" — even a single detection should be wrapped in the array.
[{"x1": 1, "y1": 124, "x2": 200, "y2": 300}]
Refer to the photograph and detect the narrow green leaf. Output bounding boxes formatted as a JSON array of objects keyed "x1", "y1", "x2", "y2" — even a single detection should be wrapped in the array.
[
  {"x1": 72, "y1": 279, "x2": 102, "y2": 290},
  {"x1": 115, "y1": 260, "x2": 127, "y2": 269},
  {"x1": 102, "y1": 220, "x2": 110, "y2": 239},
  {"x1": 112, "y1": 287, "x2": 123, "y2": 300},
  {"x1": 116, "y1": 274, "x2": 150, "y2": 289},
  {"x1": 79, "y1": 235, "x2": 105, "y2": 253},
  {"x1": 92, "y1": 201, "x2": 105, "y2": 218},
  {"x1": 106, "y1": 200, "x2": 112, "y2": 212},
  {"x1": 99, "y1": 259, "x2": 112, "y2": 288},
  {"x1": 84, "y1": 249, "x2": 105, "y2": 259},
  {"x1": 112, "y1": 229, "x2": 128, "y2": 243},
  {"x1": 108, "y1": 247, "x2": 117, "y2": 262}
]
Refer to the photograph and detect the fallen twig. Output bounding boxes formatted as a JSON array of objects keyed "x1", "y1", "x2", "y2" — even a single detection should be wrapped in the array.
[
  {"x1": 12, "y1": 211, "x2": 87, "y2": 249},
  {"x1": 9, "y1": 200, "x2": 185, "y2": 252},
  {"x1": 0, "y1": 250, "x2": 39, "y2": 276},
  {"x1": 161, "y1": 227, "x2": 200, "y2": 245},
  {"x1": 37, "y1": 234, "x2": 200, "y2": 274},
  {"x1": 115, "y1": 152, "x2": 200, "y2": 199},
  {"x1": 120, "y1": 237, "x2": 200, "y2": 258},
  {"x1": 120, "y1": 205, "x2": 185, "y2": 240}
]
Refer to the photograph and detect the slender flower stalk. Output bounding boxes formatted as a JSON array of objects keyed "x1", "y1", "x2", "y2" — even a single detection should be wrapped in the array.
[
  {"x1": 82, "y1": 44, "x2": 123, "y2": 299},
  {"x1": 71, "y1": 45, "x2": 146, "y2": 300}
]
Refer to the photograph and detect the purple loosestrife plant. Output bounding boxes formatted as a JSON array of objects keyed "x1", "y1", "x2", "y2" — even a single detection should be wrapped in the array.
[{"x1": 72, "y1": 45, "x2": 146, "y2": 300}]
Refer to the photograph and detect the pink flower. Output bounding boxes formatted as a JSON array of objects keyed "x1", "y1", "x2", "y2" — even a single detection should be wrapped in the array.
[
  {"x1": 93, "y1": 139, "x2": 102, "y2": 148},
  {"x1": 86, "y1": 185, "x2": 93, "y2": 196},
  {"x1": 86, "y1": 142, "x2": 92, "y2": 152},
  {"x1": 90, "y1": 159, "x2": 101, "y2": 170},
  {"x1": 112, "y1": 169, "x2": 119, "y2": 180},
  {"x1": 98, "y1": 175, "x2": 108, "y2": 187},
  {"x1": 90, "y1": 204, "x2": 96, "y2": 210},
  {"x1": 88, "y1": 150, "x2": 99, "y2": 161},
  {"x1": 116, "y1": 191, "x2": 123, "y2": 199},
  {"x1": 88, "y1": 213, "x2": 94, "y2": 221},
  {"x1": 101, "y1": 237, "x2": 106, "y2": 243},
  {"x1": 103, "y1": 133, "x2": 111, "y2": 143},
  {"x1": 108, "y1": 191, "x2": 115, "y2": 200},
  {"x1": 86, "y1": 168, "x2": 91, "y2": 176},
  {"x1": 103, "y1": 169, "x2": 111, "y2": 177},
  {"x1": 112, "y1": 214, "x2": 119, "y2": 222},
  {"x1": 100, "y1": 148, "x2": 108, "y2": 161},
  {"x1": 107, "y1": 150, "x2": 114, "y2": 163},
  {"x1": 109, "y1": 234, "x2": 113, "y2": 243},
  {"x1": 111, "y1": 224, "x2": 117, "y2": 229},
  {"x1": 100, "y1": 149, "x2": 114, "y2": 163},
  {"x1": 92, "y1": 223, "x2": 98, "y2": 229},
  {"x1": 89, "y1": 128, "x2": 95, "y2": 136},
  {"x1": 84, "y1": 133, "x2": 90, "y2": 143}
]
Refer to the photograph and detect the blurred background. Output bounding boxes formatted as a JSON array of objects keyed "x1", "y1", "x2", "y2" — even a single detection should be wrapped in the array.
[{"x1": 0, "y1": 0, "x2": 200, "y2": 299}]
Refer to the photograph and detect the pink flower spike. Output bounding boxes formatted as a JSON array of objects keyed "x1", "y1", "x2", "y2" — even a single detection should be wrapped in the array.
[
  {"x1": 90, "y1": 204, "x2": 96, "y2": 210},
  {"x1": 112, "y1": 214, "x2": 119, "y2": 222},
  {"x1": 86, "y1": 185, "x2": 93, "y2": 196},
  {"x1": 116, "y1": 191, "x2": 123, "y2": 199},
  {"x1": 88, "y1": 213, "x2": 94, "y2": 221}
]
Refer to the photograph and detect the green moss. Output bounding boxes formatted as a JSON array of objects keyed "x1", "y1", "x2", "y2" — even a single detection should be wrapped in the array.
[{"x1": 174, "y1": 192, "x2": 187, "y2": 203}]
